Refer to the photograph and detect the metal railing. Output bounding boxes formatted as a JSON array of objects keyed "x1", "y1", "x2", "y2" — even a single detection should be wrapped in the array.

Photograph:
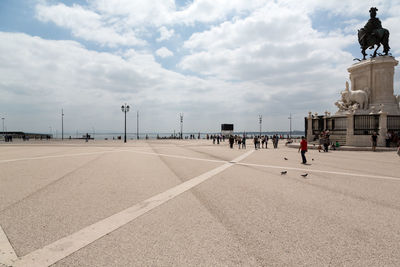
[
  {"x1": 354, "y1": 115, "x2": 379, "y2": 135},
  {"x1": 331, "y1": 117, "x2": 347, "y2": 135},
  {"x1": 388, "y1": 115, "x2": 400, "y2": 132}
]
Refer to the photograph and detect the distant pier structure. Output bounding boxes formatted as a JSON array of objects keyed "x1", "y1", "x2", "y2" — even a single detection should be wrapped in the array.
[{"x1": 1, "y1": 131, "x2": 52, "y2": 141}]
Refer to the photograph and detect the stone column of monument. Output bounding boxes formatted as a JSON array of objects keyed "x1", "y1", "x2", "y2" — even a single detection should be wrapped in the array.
[
  {"x1": 307, "y1": 112, "x2": 313, "y2": 142},
  {"x1": 348, "y1": 57, "x2": 399, "y2": 115},
  {"x1": 345, "y1": 113, "x2": 354, "y2": 146},
  {"x1": 378, "y1": 111, "x2": 388, "y2": 147}
]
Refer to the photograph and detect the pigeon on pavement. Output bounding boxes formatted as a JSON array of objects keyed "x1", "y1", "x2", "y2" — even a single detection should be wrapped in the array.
[
  {"x1": 284, "y1": 157, "x2": 288, "y2": 160},
  {"x1": 301, "y1": 173, "x2": 308, "y2": 178},
  {"x1": 281, "y1": 171, "x2": 287, "y2": 175}
]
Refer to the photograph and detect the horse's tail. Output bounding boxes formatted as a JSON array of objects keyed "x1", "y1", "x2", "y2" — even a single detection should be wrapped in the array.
[{"x1": 382, "y1": 28, "x2": 390, "y2": 53}]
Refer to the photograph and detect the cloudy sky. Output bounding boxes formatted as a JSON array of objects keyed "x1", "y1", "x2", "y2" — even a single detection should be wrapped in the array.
[{"x1": 1, "y1": 0, "x2": 399, "y2": 134}]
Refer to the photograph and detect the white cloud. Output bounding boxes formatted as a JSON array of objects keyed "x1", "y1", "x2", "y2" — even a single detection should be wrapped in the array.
[
  {"x1": 155, "y1": 47, "x2": 174, "y2": 58},
  {"x1": 4, "y1": 0, "x2": 400, "y2": 133},
  {"x1": 36, "y1": 3, "x2": 146, "y2": 47},
  {"x1": 157, "y1": 26, "x2": 174, "y2": 42},
  {"x1": 179, "y1": 3, "x2": 353, "y2": 84},
  {"x1": 0, "y1": 32, "x2": 273, "y2": 133}
]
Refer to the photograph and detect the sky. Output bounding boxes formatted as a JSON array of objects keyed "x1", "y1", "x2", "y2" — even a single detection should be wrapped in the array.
[{"x1": 1, "y1": 0, "x2": 400, "y2": 134}]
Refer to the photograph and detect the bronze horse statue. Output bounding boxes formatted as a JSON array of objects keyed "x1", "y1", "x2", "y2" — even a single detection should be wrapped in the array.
[{"x1": 358, "y1": 7, "x2": 390, "y2": 60}]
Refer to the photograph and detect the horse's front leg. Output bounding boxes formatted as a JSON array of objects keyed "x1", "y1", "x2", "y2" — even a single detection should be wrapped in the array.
[
  {"x1": 362, "y1": 48, "x2": 367, "y2": 60},
  {"x1": 373, "y1": 43, "x2": 380, "y2": 57}
]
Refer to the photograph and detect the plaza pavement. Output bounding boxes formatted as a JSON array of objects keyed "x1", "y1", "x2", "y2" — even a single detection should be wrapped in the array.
[{"x1": 0, "y1": 139, "x2": 400, "y2": 266}]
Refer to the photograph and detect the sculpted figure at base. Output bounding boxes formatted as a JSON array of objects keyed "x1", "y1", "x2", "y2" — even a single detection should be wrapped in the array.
[
  {"x1": 335, "y1": 81, "x2": 370, "y2": 113},
  {"x1": 334, "y1": 100, "x2": 347, "y2": 112},
  {"x1": 358, "y1": 7, "x2": 390, "y2": 60}
]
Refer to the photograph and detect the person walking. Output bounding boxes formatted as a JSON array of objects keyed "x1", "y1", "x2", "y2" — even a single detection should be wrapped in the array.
[
  {"x1": 242, "y1": 135, "x2": 246, "y2": 149},
  {"x1": 397, "y1": 141, "x2": 400, "y2": 157},
  {"x1": 386, "y1": 131, "x2": 391, "y2": 147},
  {"x1": 229, "y1": 135, "x2": 234, "y2": 149},
  {"x1": 298, "y1": 136, "x2": 308, "y2": 164},
  {"x1": 371, "y1": 132, "x2": 378, "y2": 151},
  {"x1": 275, "y1": 134, "x2": 279, "y2": 148},
  {"x1": 254, "y1": 136, "x2": 258, "y2": 150}
]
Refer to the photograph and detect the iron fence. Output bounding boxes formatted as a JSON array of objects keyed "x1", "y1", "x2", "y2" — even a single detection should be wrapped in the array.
[
  {"x1": 312, "y1": 116, "x2": 324, "y2": 135},
  {"x1": 354, "y1": 115, "x2": 379, "y2": 135},
  {"x1": 387, "y1": 115, "x2": 400, "y2": 132},
  {"x1": 331, "y1": 117, "x2": 347, "y2": 135}
]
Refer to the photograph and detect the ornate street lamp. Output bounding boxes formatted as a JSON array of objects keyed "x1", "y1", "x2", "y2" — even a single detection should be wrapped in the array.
[
  {"x1": 121, "y1": 103, "x2": 130, "y2": 143},
  {"x1": 180, "y1": 113, "x2": 183, "y2": 139}
]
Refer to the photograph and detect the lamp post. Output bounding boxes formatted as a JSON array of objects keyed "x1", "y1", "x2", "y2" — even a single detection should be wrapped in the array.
[
  {"x1": 61, "y1": 109, "x2": 64, "y2": 140},
  {"x1": 1, "y1": 117, "x2": 4, "y2": 136},
  {"x1": 137, "y1": 110, "x2": 139, "y2": 140},
  {"x1": 288, "y1": 113, "x2": 292, "y2": 139},
  {"x1": 258, "y1": 115, "x2": 262, "y2": 137},
  {"x1": 121, "y1": 103, "x2": 130, "y2": 143},
  {"x1": 180, "y1": 113, "x2": 183, "y2": 139}
]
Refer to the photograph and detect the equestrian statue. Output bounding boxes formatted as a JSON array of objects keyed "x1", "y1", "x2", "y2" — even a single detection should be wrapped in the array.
[{"x1": 358, "y1": 7, "x2": 390, "y2": 60}]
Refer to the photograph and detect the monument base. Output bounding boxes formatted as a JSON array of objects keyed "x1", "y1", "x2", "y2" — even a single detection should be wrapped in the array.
[
  {"x1": 306, "y1": 56, "x2": 400, "y2": 147},
  {"x1": 348, "y1": 56, "x2": 400, "y2": 115}
]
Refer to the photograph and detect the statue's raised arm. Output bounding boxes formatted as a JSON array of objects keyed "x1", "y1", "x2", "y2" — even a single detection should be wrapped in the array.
[{"x1": 358, "y1": 7, "x2": 390, "y2": 60}]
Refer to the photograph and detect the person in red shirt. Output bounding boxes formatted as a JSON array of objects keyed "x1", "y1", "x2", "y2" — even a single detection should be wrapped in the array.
[{"x1": 298, "y1": 136, "x2": 308, "y2": 164}]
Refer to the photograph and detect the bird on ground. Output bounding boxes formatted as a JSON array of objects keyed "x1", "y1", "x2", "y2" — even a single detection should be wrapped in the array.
[
  {"x1": 312, "y1": 158, "x2": 314, "y2": 161},
  {"x1": 281, "y1": 171, "x2": 287, "y2": 175},
  {"x1": 284, "y1": 157, "x2": 288, "y2": 160},
  {"x1": 301, "y1": 173, "x2": 308, "y2": 178}
]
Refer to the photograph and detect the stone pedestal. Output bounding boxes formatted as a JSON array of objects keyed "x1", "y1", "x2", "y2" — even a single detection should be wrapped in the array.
[
  {"x1": 306, "y1": 56, "x2": 400, "y2": 147},
  {"x1": 345, "y1": 113, "x2": 355, "y2": 146},
  {"x1": 378, "y1": 112, "x2": 388, "y2": 147},
  {"x1": 348, "y1": 56, "x2": 399, "y2": 115},
  {"x1": 307, "y1": 113, "x2": 313, "y2": 142}
]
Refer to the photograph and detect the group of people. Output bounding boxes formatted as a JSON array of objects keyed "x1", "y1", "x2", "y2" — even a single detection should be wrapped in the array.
[
  {"x1": 212, "y1": 134, "x2": 289, "y2": 150},
  {"x1": 228, "y1": 135, "x2": 246, "y2": 149},
  {"x1": 252, "y1": 135, "x2": 279, "y2": 149},
  {"x1": 385, "y1": 131, "x2": 400, "y2": 147},
  {"x1": 371, "y1": 131, "x2": 400, "y2": 152},
  {"x1": 3, "y1": 135, "x2": 13, "y2": 142},
  {"x1": 318, "y1": 131, "x2": 331, "y2": 152}
]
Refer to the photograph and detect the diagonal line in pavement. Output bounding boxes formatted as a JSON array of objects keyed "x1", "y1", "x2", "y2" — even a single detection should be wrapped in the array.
[
  {"x1": 12, "y1": 150, "x2": 254, "y2": 267},
  {"x1": 235, "y1": 162, "x2": 400, "y2": 181},
  {"x1": 0, "y1": 225, "x2": 17, "y2": 266}
]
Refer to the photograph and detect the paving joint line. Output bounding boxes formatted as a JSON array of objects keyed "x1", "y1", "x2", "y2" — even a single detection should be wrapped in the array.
[
  {"x1": 11, "y1": 150, "x2": 254, "y2": 267},
  {"x1": 0, "y1": 225, "x2": 17, "y2": 267}
]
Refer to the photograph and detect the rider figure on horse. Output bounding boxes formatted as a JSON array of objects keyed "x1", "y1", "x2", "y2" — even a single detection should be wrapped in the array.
[
  {"x1": 363, "y1": 7, "x2": 385, "y2": 47},
  {"x1": 358, "y1": 7, "x2": 390, "y2": 59}
]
